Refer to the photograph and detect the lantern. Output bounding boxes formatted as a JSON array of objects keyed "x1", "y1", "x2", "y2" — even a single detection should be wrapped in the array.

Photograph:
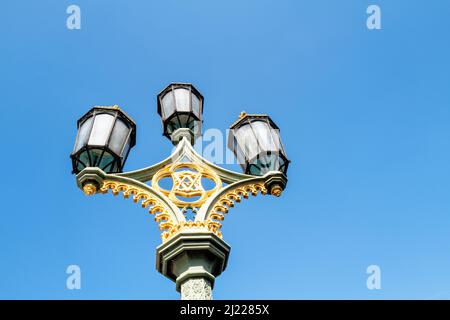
[
  {"x1": 228, "y1": 113, "x2": 289, "y2": 176},
  {"x1": 157, "y1": 83, "x2": 203, "y2": 142},
  {"x1": 70, "y1": 105, "x2": 136, "y2": 174}
]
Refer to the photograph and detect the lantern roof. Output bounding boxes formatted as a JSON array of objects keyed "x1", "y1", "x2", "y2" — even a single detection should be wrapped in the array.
[{"x1": 229, "y1": 112, "x2": 280, "y2": 131}]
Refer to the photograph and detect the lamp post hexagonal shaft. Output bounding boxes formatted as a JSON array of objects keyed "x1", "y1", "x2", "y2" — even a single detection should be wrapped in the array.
[{"x1": 70, "y1": 83, "x2": 290, "y2": 300}]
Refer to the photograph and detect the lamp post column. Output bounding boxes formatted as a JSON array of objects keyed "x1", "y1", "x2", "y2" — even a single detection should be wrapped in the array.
[
  {"x1": 156, "y1": 231, "x2": 230, "y2": 300},
  {"x1": 180, "y1": 277, "x2": 213, "y2": 300}
]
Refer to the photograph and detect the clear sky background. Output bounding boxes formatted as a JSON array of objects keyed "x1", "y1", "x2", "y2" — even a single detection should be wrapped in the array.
[{"x1": 1, "y1": 0, "x2": 450, "y2": 299}]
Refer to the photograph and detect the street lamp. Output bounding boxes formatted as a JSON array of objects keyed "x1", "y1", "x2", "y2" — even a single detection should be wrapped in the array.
[{"x1": 71, "y1": 83, "x2": 289, "y2": 300}]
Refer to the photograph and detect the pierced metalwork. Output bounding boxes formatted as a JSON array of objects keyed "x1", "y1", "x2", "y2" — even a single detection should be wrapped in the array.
[{"x1": 152, "y1": 162, "x2": 222, "y2": 208}]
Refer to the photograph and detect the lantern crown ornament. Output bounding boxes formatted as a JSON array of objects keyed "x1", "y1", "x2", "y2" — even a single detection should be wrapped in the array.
[
  {"x1": 70, "y1": 105, "x2": 136, "y2": 174},
  {"x1": 157, "y1": 83, "x2": 204, "y2": 145},
  {"x1": 70, "y1": 84, "x2": 290, "y2": 300}
]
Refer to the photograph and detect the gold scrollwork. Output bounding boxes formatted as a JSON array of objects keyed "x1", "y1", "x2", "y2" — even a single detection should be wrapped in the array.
[
  {"x1": 160, "y1": 220, "x2": 223, "y2": 242},
  {"x1": 96, "y1": 179, "x2": 267, "y2": 243},
  {"x1": 99, "y1": 180, "x2": 176, "y2": 241},
  {"x1": 151, "y1": 162, "x2": 222, "y2": 208},
  {"x1": 207, "y1": 183, "x2": 268, "y2": 231}
]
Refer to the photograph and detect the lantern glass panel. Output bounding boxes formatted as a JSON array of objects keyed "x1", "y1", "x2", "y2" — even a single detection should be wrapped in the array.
[
  {"x1": 166, "y1": 116, "x2": 179, "y2": 133},
  {"x1": 161, "y1": 92, "x2": 175, "y2": 119},
  {"x1": 235, "y1": 124, "x2": 258, "y2": 160},
  {"x1": 271, "y1": 128, "x2": 282, "y2": 151},
  {"x1": 88, "y1": 148, "x2": 101, "y2": 167},
  {"x1": 109, "y1": 118, "x2": 129, "y2": 155},
  {"x1": 167, "y1": 114, "x2": 197, "y2": 134},
  {"x1": 174, "y1": 88, "x2": 190, "y2": 112},
  {"x1": 77, "y1": 150, "x2": 91, "y2": 171},
  {"x1": 191, "y1": 94, "x2": 201, "y2": 117},
  {"x1": 248, "y1": 153, "x2": 286, "y2": 176},
  {"x1": 252, "y1": 120, "x2": 280, "y2": 152},
  {"x1": 89, "y1": 113, "x2": 115, "y2": 146},
  {"x1": 230, "y1": 136, "x2": 247, "y2": 168},
  {"x1": 121, "y1": 139, "x2": 131, "y2": 164},
  {"x1": 74, "y1": 117, "x2": 93, "y2": 152},
  {"x1": 93, "y1": 149, "x2": 115, "y2": 171}
]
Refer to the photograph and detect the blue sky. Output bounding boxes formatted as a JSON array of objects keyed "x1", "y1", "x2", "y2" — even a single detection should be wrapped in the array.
[{"x1": 1, "y1": 0, "x2": 450, "y2": 299}]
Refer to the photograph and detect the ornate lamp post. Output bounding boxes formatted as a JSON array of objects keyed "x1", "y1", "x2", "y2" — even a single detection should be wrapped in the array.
[{"x1": 70, "y1": 83, "x2": 289, "y2": 300}]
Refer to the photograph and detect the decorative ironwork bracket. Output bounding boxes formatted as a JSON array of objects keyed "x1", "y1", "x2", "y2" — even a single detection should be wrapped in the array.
[{"x1": 75, "y1": 137, "x2": 287, "y2": 243}]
